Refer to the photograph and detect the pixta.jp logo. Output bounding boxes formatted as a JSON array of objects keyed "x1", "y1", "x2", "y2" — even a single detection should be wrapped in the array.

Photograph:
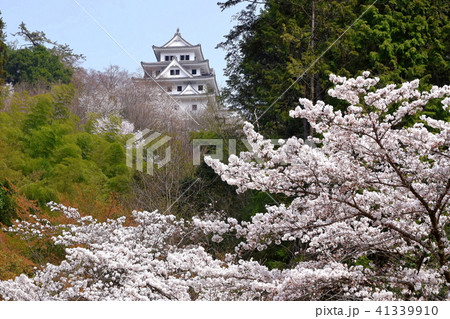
[
  {"x1": 126, "y1": 129, "x2": 172, "y2": 175},
  {"x1": 126, "y1": 130, "x2": 290, "y2": 176}
]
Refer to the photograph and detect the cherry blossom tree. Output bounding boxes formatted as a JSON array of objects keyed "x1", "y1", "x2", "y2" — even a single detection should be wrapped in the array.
[
  {"x1": 72, "y1": 66, "x2": 183, "y2": 132},
  {"x1": 0, "y1": 203, "x2": 276, "y2": 301},
  {"x1": 205, "y1": 72, "x2": 450, "y2": 300},
  {"x1": 0, "y1": 73, "x2": 448, "y2": 300}
]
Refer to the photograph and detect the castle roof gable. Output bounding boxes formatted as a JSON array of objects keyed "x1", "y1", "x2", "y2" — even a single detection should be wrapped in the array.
[
  {"x1": 161, "y1": 28, "x2": 193, "y2": 47},
  {"x1": 156, "y1": 59, "x2": 193, "y2": 79},
  {"x1": 180, "y1": 83, "x2": 200, "y2": 95},
  {"x1": 152, "y1": 29, "x2": 205, "y2": 61}
]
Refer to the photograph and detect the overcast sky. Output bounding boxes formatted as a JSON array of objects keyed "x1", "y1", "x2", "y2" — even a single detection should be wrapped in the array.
[{"x1": 1, "y1": 0, "x2": 245, "y2": 87}]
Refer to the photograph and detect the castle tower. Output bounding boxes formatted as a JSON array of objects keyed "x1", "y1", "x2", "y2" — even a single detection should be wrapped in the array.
[{"x1": 139, "y1": 29, "x2": 219, "y2": 113}]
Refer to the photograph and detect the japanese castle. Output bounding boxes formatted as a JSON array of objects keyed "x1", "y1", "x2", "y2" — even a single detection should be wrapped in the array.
[{"x1": 139, "y1": 29, "x2": 219, "y2": 113}]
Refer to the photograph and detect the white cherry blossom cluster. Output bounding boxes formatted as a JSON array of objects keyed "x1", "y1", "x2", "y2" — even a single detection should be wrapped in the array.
[
  {"x1": 0, "y1": 204, "x2": 387, "y2": 300},
  {"x1": 205, "y1": 72, "x2": 450, "y2": 300},
  {"x1": 0, "y1": 204, "x2": 277, "y2": 300},
  {"x1": 2, "y1": 215, "x2": 55, "y2": 239},
  {"x1": 94, "y1": 116, "x2": 135, "y2": 135}
]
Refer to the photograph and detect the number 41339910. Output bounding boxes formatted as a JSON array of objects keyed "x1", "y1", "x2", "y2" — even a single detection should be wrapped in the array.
[{"x1": 376, "y1": 306, "x2": 438, "y2": 316}]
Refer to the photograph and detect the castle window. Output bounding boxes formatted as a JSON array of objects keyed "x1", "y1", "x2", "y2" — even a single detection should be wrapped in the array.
[
  {"x1": 177, "y1": 86, "x2": 182, "y2": 92},
  {"x1": 192, "y1": 69, "x2": 197, "y2": 75},
  {"x1": 185, "y1": 55, "x2": 190, "y2": 60},
  {"x1": 165, "y1": 56, "x2": 169, "y2": 61},
  {"x1": 198, "y1": 85, "x2": 204, "y2": 91},
  {"x1": 170, "y1": 69, "x2": 180, "y2": 76},
  {"x1": 180, "y1": 55, "x2": 185, "y2": 60},
  {"x1": 192, "y1": 104, "x2": 197, "y2": 111}
]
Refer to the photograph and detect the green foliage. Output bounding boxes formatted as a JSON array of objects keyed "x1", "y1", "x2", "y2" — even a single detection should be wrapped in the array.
[
  {"x1": 355, "y1": 255, "x2": 374, "y2": 269},
  {"x1": 0, "y1": 180, "x2": 16, "y2": 226},
  {"x1": 25, "y1": 125, "x2": 65, "y2": 158},
  {"x1": 51, "y1": 157, "x2": 104, "y2": 196},
  {"x1": 53, "y1": 143, "x2": 82, "y2": 163},
  {"x1": 100, "y1": 142, "x2": 130, "y2": 192},
  {"x1": 349, "y1": 0, "x2": 450, "y2": 87},
  {"x1": 0, "y1": 83, "x2": 132, "y2": 207},
  {"x1": 22, "y1": 94, "x2": 55, "y2": 133},
  {"x1": 51, "y1": 84, "x2": 76, "y2": 119},
  {"x1": 21, "y1": 182, "x2": 57, "y2": 205},
  {"x1": 75, "y1": 133, "x2": 96, "y2": 160},
  {"x1": 107, "y1": 175, "x2": 131, "y2": 194},
  {"x1": 262, "y1": 244, "x2": 293, "y2": 270},
  {"x1": 5, "y1": 45, "x2": 72, "y2": 85},
  {"x1": 220, "y1": 0, "x2": 450, "y2": 137}
]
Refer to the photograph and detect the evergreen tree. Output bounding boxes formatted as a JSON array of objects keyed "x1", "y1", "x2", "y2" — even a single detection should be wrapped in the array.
[
  {"x1": 5, "y1": 45, "x2": 73, "y2": 85},
  {"x1": 348, "y1": 0, "x2": 450, "y2": 86},
  {"x1": 219, "y1": 0, "x2": 450, "y2": 137}
]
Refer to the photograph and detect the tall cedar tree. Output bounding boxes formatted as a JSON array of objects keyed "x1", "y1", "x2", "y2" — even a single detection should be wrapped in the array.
[{"x1": 218, "y1": 0, "x2": 450, "y2": 138}]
